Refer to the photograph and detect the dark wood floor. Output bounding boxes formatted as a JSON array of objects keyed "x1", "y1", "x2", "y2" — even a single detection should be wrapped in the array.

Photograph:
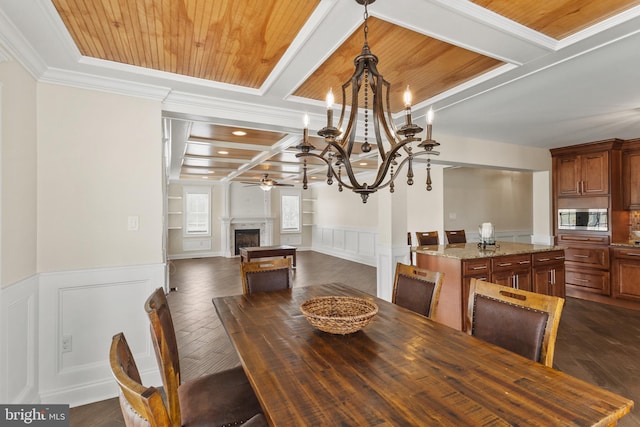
[{"x1": 71, "y1": 252, "x2": 639, "y2": 426}]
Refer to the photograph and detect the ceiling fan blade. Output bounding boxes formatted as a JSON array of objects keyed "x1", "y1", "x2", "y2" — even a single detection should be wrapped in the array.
[{"x1": 274, "y1": 183, "x2": 294, "y2": 187}]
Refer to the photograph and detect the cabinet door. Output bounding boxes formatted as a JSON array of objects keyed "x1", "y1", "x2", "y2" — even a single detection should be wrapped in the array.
[
  {"x1": 491, "y1": 270, "x2": 514, "y2": 288},
  {"x1": 612, "y1": 249, "x2": 640, "y2": 301},
  {"x1": 556, "y1": 155, "x2": 581, "y2": 196},
  {"x1": 623, "y1": 150, "x2": 640, "y2": 209},
  {"x1": 534, "y1": 265, "x2": 565, "y2": 298},
  {"x1": 581, "y1": 151, "x2": 609, "y2": 195},
  {"x1": 491, "y1": 268, "x2": 531, "y2": 291}
]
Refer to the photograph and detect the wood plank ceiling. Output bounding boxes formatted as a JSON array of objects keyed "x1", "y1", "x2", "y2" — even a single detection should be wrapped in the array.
[{"x1": 51, "y1": 0, "x2": 640, "y2": 184}]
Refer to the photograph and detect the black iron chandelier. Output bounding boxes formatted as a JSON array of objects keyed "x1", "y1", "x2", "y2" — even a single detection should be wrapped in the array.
[{"x1": 296, "y1": 0, "x2": 440, "y2": 203}]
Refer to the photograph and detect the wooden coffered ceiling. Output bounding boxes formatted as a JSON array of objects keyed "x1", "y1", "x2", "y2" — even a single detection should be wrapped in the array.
[{"x1": 35, "y1": 0, "x2": 640, "y2": 184}]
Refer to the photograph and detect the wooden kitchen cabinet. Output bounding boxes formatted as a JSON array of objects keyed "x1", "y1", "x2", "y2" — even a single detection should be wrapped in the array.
[
  {"x1": 491, "y1": 253, "x2": 532, "y2": 291},
  {"x1": 551, "y1": 138, "x2": 624, "y2": 200},
  {"x1": 622, "y1": 140, "x2": 640, "y2": 209},
  {"x1": 532, "y1": 251, "x2": 566, "y2": 298},
  {"x1": 611, "y1": 247, "x2": 640, "y2": 302},
  {"x1": 561, "y1": 239, "x2": 610, "y2": 295},
  {"x1": 554, "y1": 150, "x2": 609, "y2": 196}
]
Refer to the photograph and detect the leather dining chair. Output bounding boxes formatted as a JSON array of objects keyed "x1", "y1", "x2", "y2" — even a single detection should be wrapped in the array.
[
  {"x1": 240, "y1": 258, "x2": 292, "y2": 295},
  {"x1": 466, "y1": 279, "x2": 565, "y2": 368},
  {"x1": 416, "y1": 231, "x2": 439, "y2": 245},
  {"x1": 144, "y1": 288, "x2": 266, "y2": 427},
  {"x1": 110, "y1": 332, "x2": 172, "y2": 427},
  {"x1": 445, "y1": 229, "x2": 467, "y2": 244},
  {"x1": 392, "y1": 262, "x2": 445, "y2": 319}
]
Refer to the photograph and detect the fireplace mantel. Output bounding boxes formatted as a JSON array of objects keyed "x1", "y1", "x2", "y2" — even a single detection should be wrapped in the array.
[{"x1": 221, "y1": 217, "x2": 274, "y2": 258}]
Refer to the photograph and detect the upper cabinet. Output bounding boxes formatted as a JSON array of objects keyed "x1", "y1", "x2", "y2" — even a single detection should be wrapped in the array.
[
  {"x1": 551, "y1": 141, "x2": 624, "y2": 197},
  {"x1": 555, "y1": 151, "x2": 608, "y2": 196},
  {"x1": 623, "y1": 139, "x2": 640, "y2": 209}
]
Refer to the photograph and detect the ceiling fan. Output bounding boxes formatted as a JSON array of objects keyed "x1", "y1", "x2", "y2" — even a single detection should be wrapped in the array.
[{"x1": 241, "y1": 174, "x2": 294, "y2": 191}]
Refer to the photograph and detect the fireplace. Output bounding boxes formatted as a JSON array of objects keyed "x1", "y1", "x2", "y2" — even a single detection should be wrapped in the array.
[{"x1": 235, "y1": 229, "x2": 260, "y2": 255}]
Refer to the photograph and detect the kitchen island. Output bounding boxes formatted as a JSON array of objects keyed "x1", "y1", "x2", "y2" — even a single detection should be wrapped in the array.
[{"x1": 414, "y1": 242, "x2": 565, "y2": 330}]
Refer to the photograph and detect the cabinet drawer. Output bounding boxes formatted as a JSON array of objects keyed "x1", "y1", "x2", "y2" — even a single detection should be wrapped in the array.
[
  {"x1": 564, "y1": 246, "x2": 609, "y2": 269},
  {"x1": 532, "y1": 250, "x2": 565, "y2": 267},
  {"x1": 611, "y1": 247, "x2": 640, "y2": 260},
  {"x1": 462, "y1": 259, "x2": 491, "y2": 276},
  {"x1": 566, "y1": 268, "x2": 610, "y2": 294},
  {"x1": 557, "y1": 233, "x2": 610, "y2": 245},
  {"x1": 492, "y1": 254, "x2": 531, "y2": 272}
]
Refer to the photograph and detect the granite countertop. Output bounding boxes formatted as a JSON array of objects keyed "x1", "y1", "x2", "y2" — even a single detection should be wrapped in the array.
[
  {"x1": 611, "y1": 241, "x2": 640, "y2": 248},
  {"x1": 413, "y1": 242, "x2": 561, "y2": 260}
]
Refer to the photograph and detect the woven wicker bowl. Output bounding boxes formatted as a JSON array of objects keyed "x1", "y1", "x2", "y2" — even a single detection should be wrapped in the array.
[{"x1": 300, "y1": 296, "x2": 378, "y2": 335}]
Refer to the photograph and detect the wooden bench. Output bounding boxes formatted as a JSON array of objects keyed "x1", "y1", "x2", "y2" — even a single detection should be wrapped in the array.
[{"x1": 239, "y1": 245, "x2": 297, "y2": 267}]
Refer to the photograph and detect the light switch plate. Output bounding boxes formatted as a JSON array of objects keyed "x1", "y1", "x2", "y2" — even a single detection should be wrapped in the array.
[{"x1": 128, "y1": 216, "x2": 139, "y2": 231}]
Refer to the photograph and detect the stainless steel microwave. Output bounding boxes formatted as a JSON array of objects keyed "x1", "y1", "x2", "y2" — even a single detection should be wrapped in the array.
[{"x1": 558, "y1": 208, "x2": 608, "y2": 231}]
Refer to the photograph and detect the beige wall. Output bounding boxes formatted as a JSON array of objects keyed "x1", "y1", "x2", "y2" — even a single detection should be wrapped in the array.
[
  {"x1": 443, "y1": 167, "x2": 533, "y2": 233},
  {"x1": 407, "y1": 166, "x2": 445, "y2": 243},
  {"x1": 313, "y1": 183, "x2": 378, "y2": 228},
  {"x1": 0, "y1": 61, "x2": 38, "y2": 287},
  {"x1": 37, "y1": 83, "x2": 163, "y2": 272}
]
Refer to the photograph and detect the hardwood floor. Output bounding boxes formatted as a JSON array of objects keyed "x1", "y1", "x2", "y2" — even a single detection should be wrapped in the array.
[{"x1": 70, "y1": 252, "x2": 638, "y2": 426}]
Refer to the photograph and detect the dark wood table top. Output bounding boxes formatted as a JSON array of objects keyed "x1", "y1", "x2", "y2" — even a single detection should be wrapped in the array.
[
  {"x1": 239, "y1": 245, "x2": 296, "y2": 253},
  {"x1": 213, "y1": 283, "x2": 633, "y2": 426}
]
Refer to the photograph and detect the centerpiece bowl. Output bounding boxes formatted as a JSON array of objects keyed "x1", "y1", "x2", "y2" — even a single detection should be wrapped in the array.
[{"x1": 300, "y1": 296, "x2": 378, "y2": 335}]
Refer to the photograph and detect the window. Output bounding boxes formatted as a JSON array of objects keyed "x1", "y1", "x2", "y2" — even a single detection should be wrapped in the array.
[
  {"x1": 184, "y1": 187, "x2": 210, "y2": 236},
  {"x1": 281, "y1": 192, "x2": 301, "y2": 233}
]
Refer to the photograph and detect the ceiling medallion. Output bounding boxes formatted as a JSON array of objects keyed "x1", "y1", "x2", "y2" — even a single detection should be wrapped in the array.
[{"x1": 296, "y1": 0, "x2": 440, "y2": 203}]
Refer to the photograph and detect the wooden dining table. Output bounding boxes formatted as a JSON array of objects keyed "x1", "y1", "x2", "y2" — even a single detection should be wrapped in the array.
[{"x1": 212, "y1": 283, "x2": 633, "y2": 426}]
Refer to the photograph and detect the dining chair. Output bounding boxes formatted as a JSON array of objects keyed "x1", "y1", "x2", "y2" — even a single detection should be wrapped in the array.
[
  {"x1": 392, "y1": 262, "x2": 445, "y2": 318},
  {"x1": 240, "y1": 258, "x2": 292, "y2": 295},
  {"x1": 466, "y1": 278, "x2": 565, "y2": 368},
  {"x1": 416, "y1": 231, "x2": 439, "y2": 245},
  {"x1": 445, "y1": 229, "x2": 467, "y2": 244},
  {"x1": 110, "y1": 332, "x2": 172, "y2": 427},
  {"x1": 144, "y1": 288, "x2": 265, "y2": 427}
]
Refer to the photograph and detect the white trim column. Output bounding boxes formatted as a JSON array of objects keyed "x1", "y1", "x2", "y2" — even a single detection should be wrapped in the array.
[{"x1": 376, "y1": 181, "x2": 409, "y2": 301}]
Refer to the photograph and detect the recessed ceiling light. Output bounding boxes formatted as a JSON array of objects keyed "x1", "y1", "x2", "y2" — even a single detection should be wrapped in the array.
[
  {"x1": 359, "y1": 162, "x2": 368, "y2": 166},
  {"x1": 218, "y1": 150, "x2": 229, "y2": 155},
  {"x1": 232, "y1": 130, "x2": 247, "y2": 136}
]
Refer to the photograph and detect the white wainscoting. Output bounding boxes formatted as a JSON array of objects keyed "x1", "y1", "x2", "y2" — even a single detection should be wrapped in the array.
[
  {"x1": 311, "y1": 225, "x2": 377, "y2": 267},
  {"x1": 1, "y1": 275, "x2": 39, "y2": 404},
  {"x1": 38, "y1": 263, "x2": 165, "y2": 407}
]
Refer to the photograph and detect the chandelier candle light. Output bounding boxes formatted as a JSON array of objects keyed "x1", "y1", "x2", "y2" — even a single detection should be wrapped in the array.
[{"x1": 296, "y1": 0, "x2": 440, "y2": 203}]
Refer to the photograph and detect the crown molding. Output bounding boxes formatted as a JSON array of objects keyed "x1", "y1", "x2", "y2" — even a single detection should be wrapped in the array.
[{"x1": 39, "y1": 67, "x2": 171, "y2": 101}]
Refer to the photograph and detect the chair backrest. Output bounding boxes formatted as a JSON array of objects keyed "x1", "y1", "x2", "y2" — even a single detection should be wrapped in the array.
[
  {"x1": 445, "y1": 229, "x2": 467, "y2": 244},
  {"x1": 416, "y1": 231, "x2": 439, "y2": 245},
  {"x1": 144, "y1": 288, "x2": 182, "y2": 427},
  {"x1": 110, "y1": 332, "x2": 172, "y2": 427},
  {"x1": 466, "y1": 279, "x2": 564, "y2": 368},
  {"x1": 392, "y1": 262, "x2": 445, "y2": 318},
  {"x1": 241, "y1": 258, "x2": 292, "y2": 295}
]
